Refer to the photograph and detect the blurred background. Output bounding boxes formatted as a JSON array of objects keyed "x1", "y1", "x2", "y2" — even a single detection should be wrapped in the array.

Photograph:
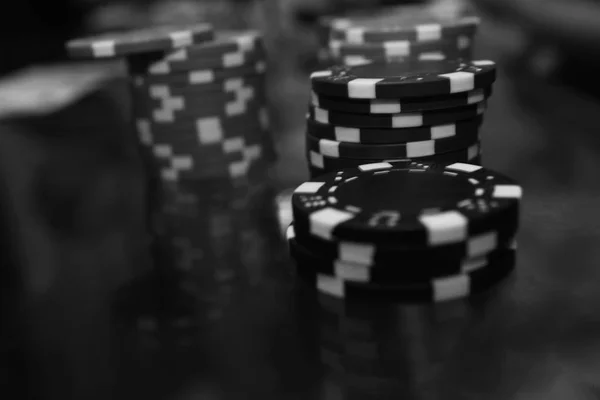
[{"x1": 4, "y1": 0, "x2": 600, "y2": 399}]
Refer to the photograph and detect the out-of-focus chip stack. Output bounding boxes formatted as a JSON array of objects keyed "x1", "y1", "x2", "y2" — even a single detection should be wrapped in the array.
[
  {"x1": 287, "y1": 160, "x2": 522, "y2": 398},
  {"x1": 305, "y1": 59, "x2": 496, "y2": 178},
  {"x1": 316, "y1": 5, "x2": 480, "y2": 67},
  {"x1": 66, "y1": 24, "x2": 279, "y2": 343}
]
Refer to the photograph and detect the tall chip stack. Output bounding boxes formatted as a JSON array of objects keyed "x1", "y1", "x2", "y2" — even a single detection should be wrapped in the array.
[
  {"x1": 305, "y1": 59, "x2": 495, "y2": 178},
  {"x1": 66, "y1": 25, "x2": 281, "y2": 347},
  {"x1": 317, "y1": 6, "x2": 480, "y2": 67},
  {"x1": 288, "y1": 160, "x2": 522, "y2": 399}
]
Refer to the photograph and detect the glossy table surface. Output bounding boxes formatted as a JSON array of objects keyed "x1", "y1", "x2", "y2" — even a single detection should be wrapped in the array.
[{"x1": 2, "y1": 16, "x2": 600, "y2": 400}]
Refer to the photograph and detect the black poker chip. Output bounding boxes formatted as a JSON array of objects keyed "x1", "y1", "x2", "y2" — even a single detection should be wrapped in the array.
[
  {"x1": 288, "y1": 224, "x2": 518, "y2": 271},
  {"x1": 306, "y1": 116, "x2": 483, "y2": 144},
  {"x1": 310, "y1": 60, "x2": 497, "y2": 99},
  {"x1": 66, "y1": 23, "x2": 214, "y2": 59},
  {"x1": 328, "y1": 37, "x2": 472, "y2": 60},
  {"x1": 289, "y1": 230, "x2": 517, "y2": 284},
  {"x1": 311, "y1": 88, "x2": 491, "y2": 114},
  {"x1": 305, "y1": 128, "x2": 479, "y2": 160},
  {"x1": 307, "y1": 143, "x2": 482, "y2": 177},
  {"x1": 297, "y1": 253, "x2": 516, "y2": 304},
  {"x1": 292, "y1": 160, "x2": 522, "y2": 246},
  {"x1": 308, "y1": 102, "x2": 486, "y2": 129}
]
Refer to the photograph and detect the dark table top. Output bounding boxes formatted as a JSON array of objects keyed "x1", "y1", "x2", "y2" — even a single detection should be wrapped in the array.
[{"x1": 2, "y1": 16, "x2": 600, "y2": 400}]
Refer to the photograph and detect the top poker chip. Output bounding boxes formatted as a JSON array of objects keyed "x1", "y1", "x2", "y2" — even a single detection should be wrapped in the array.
[
  {"x1": 291, "y1": 161, "x2": 522, "y2": 247},
  {"x1": 310, "y1": 60, "x2": 496, "y2": 99},
  {"x1": 66, "y1": 23, "x2": 214, "y2": 59},
  {"x1": 328, "y1": 15, "x2": 480, "y2": 44}
]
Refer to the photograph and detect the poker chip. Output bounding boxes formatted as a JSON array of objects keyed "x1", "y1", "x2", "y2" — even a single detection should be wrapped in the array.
[
  {"x1": 311, "y1": 88, "x2": 491, "y2": 114},
  {"x1": 306, "y1": 116, "x2": 482, "y2": 144},
  {"x1": 328, "y1": 36, "x2": 472, "y2": 59},
  {"x1": 307, "y1": 143, "x2": 482, "y2": 176},
  {"x1": 305, "y1": 129, "x2": 479, "y2": 159},
  {"x1": 132, "y1": 75, "x2": 266, "y2": 97},
  {"x1": 291, "y1": 161, "x2": 522, "y2": 245},
  {"x1": 134, "y1": 95, "x2": 266, "y2": 123},
  {"x1": 328, "y1": 15, "x2": 480, "y2": 44},
  {"x1": 308, "y1": 102, "x2": 485, "y2": 129},
  {"x1": 288, "y1": 222, "x2": 518, "y2": 266},
  {"x1": 310, "y1": 60, "x2": 497, "y2": 99},
  {"x1": 66, "y1": 23, "x2": 214, "y2": 59},
  {"x1": 288, "y1": 225, "x2": 517, "y2": 283},
  {"x1": 301, "y1": 257, "x2": 515, "y2": 303},
  {"x1": 318, "y1": 52, "x2": 454, "y2": 69},
  {"x1": 131, "y1": 62, "x2": 267, "y2": 87},
  {"x1": 127, "y1": 31, "x2": 266, "y2": 74}
]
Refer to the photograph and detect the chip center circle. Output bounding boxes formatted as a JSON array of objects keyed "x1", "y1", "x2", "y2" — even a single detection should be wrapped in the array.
[{"x1": 337, "y1": 170, "x2": 472, "y2": 214}]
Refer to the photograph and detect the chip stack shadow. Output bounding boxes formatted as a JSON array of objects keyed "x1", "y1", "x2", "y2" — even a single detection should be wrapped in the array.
[
  {"x1": 305, "y1": 59, "x2": 496, "y2": 178},
  {"x1": 66, "y1": 25, "x2": 280, "y2": 346},
  {"x1": 287, "y1": 160, "x2": 523, "y2": 399},
  {"x1": 316, "y1": 6, "x2": 480, "y2": 67}
]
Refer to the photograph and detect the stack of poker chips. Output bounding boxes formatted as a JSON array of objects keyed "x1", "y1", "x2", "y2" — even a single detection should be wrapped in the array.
[
  {"x1": 306, "y1": 59, "x2": 495, "y2": 178},
  {"x1": 288, "y1": 160, "x2": 522, "y2": 398},
  {"x1": 66, "y1": 26, "x2": 280, "y2": 341},
  {"x1": 317, "y1": 7, "x2": 480, "y2": 67}
]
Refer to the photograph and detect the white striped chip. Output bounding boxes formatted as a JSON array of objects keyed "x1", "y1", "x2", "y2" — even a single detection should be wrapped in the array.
[
  {"x1": 461, "y1": 257, "x2": 489, "y2": 273},
  {"x1": 196, "y1": 118, "x2": 222, "y2": 143},
  {"x1": 223, "y1": 52, "x2": 245, "y2": 67},
  {"x1": 92, "y1": 41, "x2": 116, "y2": 58},
  {"x1": 294, "y1": 181, "x2": 325, "y2": 194},
  {"x1": 170, "y1": 31, "x2": 195, "y2": 47},
  {"x1": 189, "y1": 70, "x2": 214, "y2": 84},
  {"x1": 334, "y1": 126, "x2": 360, "y2": 142},
  {"x1": 311, "y1": 70, "x2": 333, "y2": 79},
  {"x1": 223, "y1": 137, "x2": 244, "y2": 153},
  {"x1": 136, "y1": 119, "x2": 152, "y2": 145},
  {"x1": 446, "y1": 163, "x2": 482, "y2": 173},
  {"x1": 466, "y1": 231, "x2": 498, "y2": 257},
  {"x1": 338, "y1": 241, "x2": 376, "y2": 264},
  {"x1": 309, "y1": 208, "x2": 355, "y2": 240},
  {"x1": 431, "y1": 123, "x2": 457, "y2": 139},
  {"x1": 345, "y1": 28, "x2": 365, "y2": 44},
  {"x1": 286, "y1": 224, "x2": 295, "y2": 240},
  {"x1": 348, "y1": 79, "x2": 382, "y2": 98},
  {"x1": 438, "y1": 71, "x2": 475, "y2": 93},
  {"x1": 434, "y1": 275, "x2": 469, "y2": 302},
  {"x1": 391, "y1": 113, "x2": 424, "y2": 128},
  {"x1": 472, "y1": 60, "x2": 495, "y2": 67},
  {"x1": 468, "y1": 89, "x2": 485, "y2": 104},
  {"x1": 383, "y1": 41, "x2": 410, "y2": 57},
  {"x1": 317, "y1": 274, "x2": 345, "y2": 297},
  {"x1": 371, "y1": 102, "x2": 402, "y2": 114},
  {"x1": 314, "y1": 108, "x2": 329, "y2": 124},
  {"x1": 407, "y1": 140, "x2": 435, "y2": 157},
  {"x1": 419, "y1": 211, "x2": 468, "y2": 245},
  {"x1": 309, "y1": 151, "x2": 325, "y2": 168},
  {"x1": 416, "y1": 24, "x2": 443, "y2": 42},
  {"x1": 358, "y1": 162, "x2": 393, "y2": 172},
  {"x1": 319, "y1": 139, "x2": 340, "y2": 158},
  {"x1": 493, "y1": 185, "x2": 523, "y2": 199},
  {"x1": 335, "y1": 262, "x2": 369, "y2": 282}
]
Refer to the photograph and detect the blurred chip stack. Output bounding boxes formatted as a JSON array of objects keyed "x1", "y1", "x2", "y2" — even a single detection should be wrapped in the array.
[
  {"x1": 66, "y1": 25, "x2": 280, "y2": 342},
  {"x1": 305, "y1": 59, "x2": 496, "y2": 178},
  {"x1": 317, "y1": 5, "x2": 480, "y2": 67},
  {"x1": 287, "y1": 160, "x2": 522, "y2": 398}
]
